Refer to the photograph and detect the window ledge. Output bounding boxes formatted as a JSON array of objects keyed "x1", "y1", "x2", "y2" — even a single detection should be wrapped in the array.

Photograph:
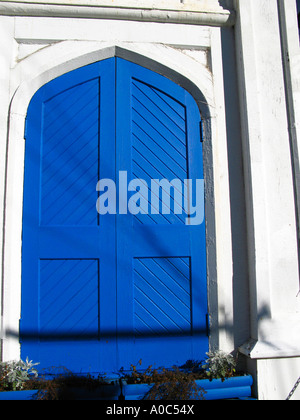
[
  {"x1": 239, "y1": 338, "x2": 300, "y2": 360},
  {"x1": 239, "y1": 317, "x2": 300, "y2": 359}
]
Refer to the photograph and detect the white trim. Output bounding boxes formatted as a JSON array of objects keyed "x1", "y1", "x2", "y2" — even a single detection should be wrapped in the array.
[
  {"x1": 0, "y1": 1, "x2": 236, "y2": 26},
  {"x1": 14, "y1": 16, "x2": 211, "y2": 47},
  {"x1": 240, "y1": 316, "x2": 300, "y2": 359},
  {"x1": 235, "y1": 0, "x2": 300, "y2": 360},
  {"x1": 277, "y1": 0, "x2": 300, "y2": 276},
  {"x1": 240, "y1": 341, "x2": 300, "y2": 360}
]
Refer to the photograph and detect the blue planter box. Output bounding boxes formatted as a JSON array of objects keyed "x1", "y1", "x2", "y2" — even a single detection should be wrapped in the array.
[
  {"x1": 123, "y1": 375, "x2": 253, "y2": 401},
  {"x1": 0, "y1": 390, "x2": 39, "y2": 400},
  {"x1": 61, "y1": 385, "x2": 121, "y2": 400},
  {"x1": 196, "y1": 375, "x2": 253, "y2": 400},
  {"x1": 0, "y1": 385, "x2": 121, "y2": 400},
  {"x1": 0, "y1": 375, "x2": 253, "y2": 400}
]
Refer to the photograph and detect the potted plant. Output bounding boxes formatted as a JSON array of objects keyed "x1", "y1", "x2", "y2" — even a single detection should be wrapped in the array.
[
  {"x1": 0, "y1": 352, "x2": 253, "y2": 400},
  {"x1": 120, "y1": 352, "x2": 253, "y2": 401},
  {"x1": 120, "y1": 361, "x2": 206, "y2": 401},
  {"x1": 0, "y1": 361, "x2": 121, "y2": 400},
  {"x1": 31, "y1": 371, "x2": 121, "y2": 400},
  {"x1": 0, "y1": 358, "x2": 40, "y2": 400},
  {"x1": 197, "y1": 351, "x2": 253, "y2": 400}
]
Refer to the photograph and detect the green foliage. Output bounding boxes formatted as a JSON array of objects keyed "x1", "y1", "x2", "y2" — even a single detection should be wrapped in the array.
[
  {"x1": 32, "y1": 371, "x2": 110, "y2": 400},
  {"x1": 0, "y1": 358, "x2": 39, "y2": 391},
  {"x1": 122, "y1": 352, "x2": 239, "y2": 400},
  {"x1": 202, "y1": 351, "x2": 236, "y2": 381},
  {"x1": 143, "y1": 367, "x2": 206, "y2": 400},
  {"x1": 0, "y1": 362, "x2": 111, "y2": 399},
  {"x1": 123, "y1": 361, "x2": 206, "y2": 400},
  {"x1": 0, "y1": 352, "x2": 240, "y2": 399}
]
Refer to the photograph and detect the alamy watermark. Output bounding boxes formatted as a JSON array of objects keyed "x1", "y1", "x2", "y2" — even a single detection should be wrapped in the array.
[{"x1": 96, "y1": 171, "x2": 204, "y2": 226}]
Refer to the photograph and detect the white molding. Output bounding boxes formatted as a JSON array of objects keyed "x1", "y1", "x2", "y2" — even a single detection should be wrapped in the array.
[
  {"x1": 14, "y1": 16, "x2": 211, "y2": 47},
  {"x1": 277, "y1": 0, "x2": 300, "y2": 276},
  {"x1": 0, "y1": 1, "x2": 236, "y2": 26},
  {"x1": 235, "y1": 0, "x2": 300, "y2": 343}
]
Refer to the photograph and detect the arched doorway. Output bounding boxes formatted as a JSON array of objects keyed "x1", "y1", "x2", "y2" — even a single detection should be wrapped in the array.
[{"x1": 20, "y1": 57, "x2": 208, "y2": 373}]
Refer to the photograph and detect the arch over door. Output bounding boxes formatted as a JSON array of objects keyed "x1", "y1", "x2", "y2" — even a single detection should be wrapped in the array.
[{"x1": 21, "y1": 57, "x2": 208, "y2": 373}]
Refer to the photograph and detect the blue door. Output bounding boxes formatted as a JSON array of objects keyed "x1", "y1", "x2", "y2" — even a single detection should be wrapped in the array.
[{"x1": 21, "y1": 58, "x2": 208, "y2": 373}]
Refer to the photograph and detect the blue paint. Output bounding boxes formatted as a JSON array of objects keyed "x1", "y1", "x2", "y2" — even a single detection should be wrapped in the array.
[
  {"x1": 0, "y1": 376, "x2": 253, "y2": 400},
  {"x1": 21, "y1": 58, "x2": 208, "y2": 374},
  {"x1": 0, "y1": 390, "x2": 38, "y2": 401},
  {"x1": 21, "y1": 59, "x2": 117, "y2": 373},
  {"x1": 123, "y1": 375, "x2": 254, "y2": 401}
]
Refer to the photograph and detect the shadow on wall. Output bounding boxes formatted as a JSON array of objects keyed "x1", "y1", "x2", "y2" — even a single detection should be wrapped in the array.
[
  {"x1": 218, "y1": 0, "x2": 235, "y2": 11},
  {"x1": 220, "y1": 26, "x2": 250, "y2": 350},
  {"x1": 5, "y1": 301, "x2": 271, "y2": 347},
  {"x1": 295, "y1": 0, "x2": 300, "y2": 36}
]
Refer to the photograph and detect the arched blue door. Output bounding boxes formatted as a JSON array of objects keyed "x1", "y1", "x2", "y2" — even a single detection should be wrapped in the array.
[{"x1": 21, "y1": 58, "x2": 208, "y2": 373}]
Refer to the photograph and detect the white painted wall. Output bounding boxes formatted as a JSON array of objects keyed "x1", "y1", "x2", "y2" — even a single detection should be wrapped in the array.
[
  {"x1": 0, "y1": 16, "x2": 16, "y2": 354},
  {"x1": 258, "y1": 358, "x2": 300, "y2": 400},
  {"x1": 235, "y1": 0, "x2": 300, "y2": 400}
]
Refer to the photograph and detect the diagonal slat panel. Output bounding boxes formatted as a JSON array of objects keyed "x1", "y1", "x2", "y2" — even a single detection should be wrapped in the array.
[
  {"x1": 134, "y1": 257, "x2": 191, "y2": 337},
  {"x1": 131, "y1": 79, "x2": 188, "y2": 225},
  {"x1": 132, "y1": 80, "x2": 187, "y2": 140},
  {"x1": 39, "y1": 259, "x2": 100, "y2": 340},
  {"x1": 41, "y1": 78, "x2": 100, "y2": 226}
]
